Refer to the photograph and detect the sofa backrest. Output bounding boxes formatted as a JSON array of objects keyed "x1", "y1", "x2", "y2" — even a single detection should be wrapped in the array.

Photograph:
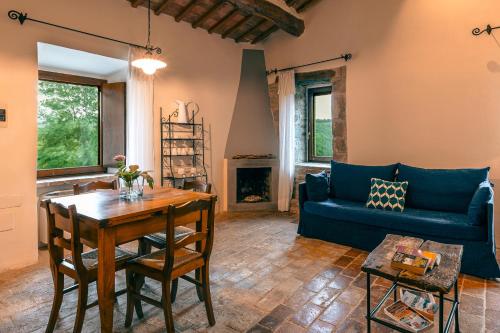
[
  {"x1": 396, "y1": 164, "x2": 489, "y2": 213},
  {"x1": 330, "y1": 161, "x2": 398, "y2": 202}
]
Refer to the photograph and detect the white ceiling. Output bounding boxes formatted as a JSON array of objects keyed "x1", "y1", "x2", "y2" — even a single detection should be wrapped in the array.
[{"x1": 37, "y1": 42, "x2": 128, "y2": 78}]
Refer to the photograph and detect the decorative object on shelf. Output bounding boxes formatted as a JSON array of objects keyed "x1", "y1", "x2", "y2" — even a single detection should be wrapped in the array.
[
  {"x1": 131, "y1": 0, "x2": 167, "y2": 75},
  {"x1": 266, "y1": 53, "x2": 352, "y2": 76},
  {"x1": 175, "y1": 100, "x2": 189, "y2": 123},
  {"x1": 472, "y1": 24, "x2": 500, "y2": 36},
  {"x1": 161, "y1": 107, "x2": 208, "y2": 188},
  {"x1": 114, "y1": 155, "x2": 154, "y2": 200},
  {"x1": 171, "y1": 101, "x2": 200, "y2": 123}
]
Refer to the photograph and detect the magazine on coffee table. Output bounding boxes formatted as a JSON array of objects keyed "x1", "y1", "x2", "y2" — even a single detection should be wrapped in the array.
[
  {"x1": 399, "y1": 288, "x2": 438, "y2": 321},
  {"x1": 384, "y1": 300, "x2": 433, "y2": 332}
]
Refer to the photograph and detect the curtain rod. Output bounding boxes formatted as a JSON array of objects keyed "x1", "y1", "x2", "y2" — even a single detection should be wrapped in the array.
[
  {"x1": 266, "y1": 53, "x2": 352, "y2": 76},
  {"x1": 7, "y1": 10, "x2": 161, "y2": 54}
]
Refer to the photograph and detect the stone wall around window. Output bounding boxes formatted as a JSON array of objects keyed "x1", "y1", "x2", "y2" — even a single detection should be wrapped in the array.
[{"x1": 267, "y1": 66, "x2": 347, "y2": 212}]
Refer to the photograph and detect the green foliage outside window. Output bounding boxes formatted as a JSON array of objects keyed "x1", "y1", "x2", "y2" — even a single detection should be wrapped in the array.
[
  {"x1": 314, "y1": 119, "x2": 333, "y2": 157},
  {"x1": 37, "y1": 80, "x2": 99, "y2": 170}
]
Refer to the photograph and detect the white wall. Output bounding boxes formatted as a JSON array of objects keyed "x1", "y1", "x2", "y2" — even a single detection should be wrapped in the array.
[
  {"x1": 0, "y1": 0, "x2": 256, "y2": 272},
  {"x1": 264, "y1": 0, "x2": 500, "y2": 244}
]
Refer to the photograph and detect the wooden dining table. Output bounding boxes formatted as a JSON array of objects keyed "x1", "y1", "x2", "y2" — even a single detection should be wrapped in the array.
[{"x1": 50, "y1": 187, "x2": 212, "y2": 332}]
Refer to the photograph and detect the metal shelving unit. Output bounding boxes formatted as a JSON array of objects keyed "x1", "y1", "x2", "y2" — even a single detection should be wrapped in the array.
[{"x1": 160, "y1": 108, "x2": 208, "y2": 188}]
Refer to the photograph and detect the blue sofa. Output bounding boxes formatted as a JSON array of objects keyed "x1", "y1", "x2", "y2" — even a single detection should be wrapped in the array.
[{"x1": 298, "y1": 162, "x2": 500, "y2": 279}]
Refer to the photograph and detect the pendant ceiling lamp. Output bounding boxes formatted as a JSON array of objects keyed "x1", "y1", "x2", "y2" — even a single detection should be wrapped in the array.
[{"x1": 132, "y1": 0, "x2": 167, "y2": 75}]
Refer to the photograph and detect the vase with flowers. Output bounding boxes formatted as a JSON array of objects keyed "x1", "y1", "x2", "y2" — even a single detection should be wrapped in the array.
[{"x1": 114, "y1": 155, "x2": 154, "y2": 200}]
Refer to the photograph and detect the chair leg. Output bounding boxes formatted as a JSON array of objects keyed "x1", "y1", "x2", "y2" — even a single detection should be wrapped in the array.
[
  {"x1": 73, "y1": 278, "x2": 89, "y2": 333},
  {"x1": 171, "y1": 279, "x2": 179, "y2": 303},
  {"x1": 201, "y1": 264, "x2": 215, "y2": 326},
  {"x1": 125, "y1": 270, "x2": 136, "y2": 327},
  {"x1": 45, "y1": 270, "x2": 64, "y2": 333},
  {"x1": 162, "y1": 281, "x2": 175, "y2": 333},
  {"x1": 195, "y1": 268, "x2": 204, "y2": 302},
  {"x1": 133, "y1": 273, "x2": 144, "y2": 319}
]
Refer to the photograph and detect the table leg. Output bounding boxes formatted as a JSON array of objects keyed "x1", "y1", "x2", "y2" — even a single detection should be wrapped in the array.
[
  {"x1": 454, "y1": 281, "x2": 460, "y2": 333},
  {"x1": 439, "y1": 292, "x2": 444, "y2": 333},
  {"x1": 366, "y1": 272, "x2": 371, "y2": 333},
  {"x1": 98, "y1": 228, "x2": 116, "y2": 333}
]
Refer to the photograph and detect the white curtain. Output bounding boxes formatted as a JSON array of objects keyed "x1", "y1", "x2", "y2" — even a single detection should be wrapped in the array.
[
  {"x1": 277, "y1": 70, "x2": 296, "y2": 211},
  {"x1": 126, "y1": 47, "x2": 155, "y2": 173}
]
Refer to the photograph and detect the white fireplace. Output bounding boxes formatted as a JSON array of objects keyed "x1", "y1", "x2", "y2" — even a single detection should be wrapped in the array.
[{"x1": 223, "y1": 158, "x2": 279, "y2": 211}]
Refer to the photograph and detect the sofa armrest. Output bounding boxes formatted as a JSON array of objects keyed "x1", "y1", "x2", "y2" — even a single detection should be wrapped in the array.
[
  {"x1": 299, "y1": 182, "x2": 308, "y2": 210},
  {"x1": 487, "y1": 196, "x2": 495, "y2": 245}
]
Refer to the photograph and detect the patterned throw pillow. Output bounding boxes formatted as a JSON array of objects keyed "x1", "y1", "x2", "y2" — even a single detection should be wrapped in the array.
[{"x1": 366, "y1": 178, "x2": 408, "y2": 212}]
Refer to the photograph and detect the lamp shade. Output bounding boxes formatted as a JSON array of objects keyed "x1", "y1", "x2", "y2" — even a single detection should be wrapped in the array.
[{"x1": 131, "y1": 56, "x2": 167, "y2": 75}]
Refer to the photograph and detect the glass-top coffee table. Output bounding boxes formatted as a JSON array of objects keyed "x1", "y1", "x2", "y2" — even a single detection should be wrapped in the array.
[{"x1": 361, "y1": 234, "x2": 463, "y2": 333}]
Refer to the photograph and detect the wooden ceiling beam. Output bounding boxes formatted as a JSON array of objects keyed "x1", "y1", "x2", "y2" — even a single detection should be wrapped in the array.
[
  {"x1": 226, "y1": 0, "x2": 304, "y2": 36},
  {"x1": 235, "y1": 18, "x2": 266, "y2": 42},
  {"x1": 155, "y1": 0, "x2": 171, "y2": 15},
  {"x1": 175, "y1": 0, "x2": 198, "y2": 22},
  {"x1": 131, "y1": 0, "x2": 146, "y2": 8},
  {"x1": 192, "y1": 1, "x2": 225, "y2": 29},
  {"x1": 208, "y1": 8, "x2": 238, "y2": 34},
  {"x1": 251, "y1": 24, "x2": 277, "y2": 44},
  {"x1": 296, "y1": 0, "x2": 319, "y2": 13},
  {"x1": 221, "y1": 15, "x2": 252, "y2": 39}
]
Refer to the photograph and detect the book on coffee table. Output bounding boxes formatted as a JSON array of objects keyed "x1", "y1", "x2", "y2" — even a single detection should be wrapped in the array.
[
  {"x1": 384, "y1": 300, "x2": 433, "y2": 332},
  {"x1": 391, "y1": 246, "x2": 441, "y2": 275}
]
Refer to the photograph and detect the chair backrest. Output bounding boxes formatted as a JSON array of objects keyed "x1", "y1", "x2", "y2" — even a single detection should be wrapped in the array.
[
  {"x1": 162, "y1": 196, "x2": 217, "y2": 276},
  {"x1": 42, "y1": 199, "x2": 87, "y2": 275},
  {"x1": 73, "y1": 180, "x2": 118, "y2": 195},
  {"x1": 183, "y1": 180, "x2": 212, "y2": 194}
]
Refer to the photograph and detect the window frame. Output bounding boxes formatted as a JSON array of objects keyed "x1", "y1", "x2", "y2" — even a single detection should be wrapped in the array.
[
  {"x1": 307, "y1": 85, "x2": 333, "y2": 163},
  {"x1": 37, "y1": 71, "x2": 106, "y2": 178}
]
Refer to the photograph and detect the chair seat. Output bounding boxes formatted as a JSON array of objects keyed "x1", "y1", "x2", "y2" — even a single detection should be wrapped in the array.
[
  {"x1": 144, "y1": 226, "x2": 195, "y2": 247},
  {"x1": 130, "y1": 247, "x2": 202, "y2": 272},
  {"x1": 65, "y1": 247, "x2": 137, "y2": 270}
]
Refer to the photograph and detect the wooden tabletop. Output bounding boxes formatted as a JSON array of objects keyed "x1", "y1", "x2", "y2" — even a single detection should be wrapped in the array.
[
  {"x1": 50, "y1": 187, "x2": 212, "y2": 227},
  {"x1": 362, "y1": 234, "x2": 463, "y2": 293}
]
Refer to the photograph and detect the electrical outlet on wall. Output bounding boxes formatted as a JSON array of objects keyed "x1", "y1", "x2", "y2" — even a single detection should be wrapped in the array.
[{"x1": 0, "y1": 104, "x2": 7, "y2": 128}]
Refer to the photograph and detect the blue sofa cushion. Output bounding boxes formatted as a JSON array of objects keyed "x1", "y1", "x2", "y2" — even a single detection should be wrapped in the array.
[
  {"x1": 330, "y1": 161, "x2": 398, "y2": 202},
  {"x1": 303, "y1": 199, "x2": 485, "y2": 242},
  {"x1": 305, "y1": 171, "x2": 329, "y2": 201},
  {"x1": 396, "y1": 164, "x2": 489, "y2": 213},
  {"x1": 366, "y1": 178, "x2": 408, "y2": 212},
  {"x1": 468, "y1": 181, "x2": 493, "y2": 226}
]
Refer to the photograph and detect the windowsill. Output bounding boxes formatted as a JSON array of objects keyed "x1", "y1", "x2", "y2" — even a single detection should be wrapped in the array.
[
  {"x1": 295, "y1": 162, "x2": 331, "y2": 169},
  {"x1": 37, "y1": 173, "x2": 116, "y2": 189}
]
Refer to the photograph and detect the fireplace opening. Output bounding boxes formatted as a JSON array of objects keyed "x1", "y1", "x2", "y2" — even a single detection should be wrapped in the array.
[{"x1": 236, "y1": 167, "x2": 271, "y2": 203}]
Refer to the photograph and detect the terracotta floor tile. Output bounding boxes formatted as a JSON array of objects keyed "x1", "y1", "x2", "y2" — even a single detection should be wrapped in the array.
[
  {"x1": 307, "y1": 319, "x2": 335, "y2": 333},
  {"x1": 328, "y1": 275, "x2": 353, "y2": 290},
  {"x1": 275, "y1": 321, "x2": 307, "y2": 333},
  {"x1": 319, "y1": 266, "x2": 342, "y2": 280},
  {"x1": 305, "y1": 275, "x2": 331, "y2": 293},
  {"x1": 319, "y1": 300, "x2": 352, "y2": 326},
  {"x1": 336, "y1": 286, "x2": 365, "y2": 306},
  {"x1": 333, "y1": 256, "x2": 354, "y2": 268},
  {"x1": 258, "y1": 304, "x2": 293, "y2": 330},
  {"x1": 291, "y1": 302, "x2": 324, "y2": 327},
  {"x1": 344, "y1": 248, "x2": 363, "y2": 258},
  {"x1": 246, "y1": 324, "x2": 273, "y2": 333},
  {"x1": 310, "y1": 287, "x2": 341, "y2": 307}
]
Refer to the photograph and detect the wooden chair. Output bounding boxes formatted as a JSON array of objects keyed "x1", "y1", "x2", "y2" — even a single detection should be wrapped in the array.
[
  {"x1": 73, "y1": 179, "x2": 118, "y2": 195},
  {"x1": 43, "y1": 199, "x2": 136, "y2": 333},
  {"x1": 125, "y1": 196, "x2": 217, "y2": 332},
  {"x1": 140, "y1": 181, "x2": 212, "y2": 301},
  {"x1": 183, "y1": 180, "x2": 212, "y2": 194}
]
